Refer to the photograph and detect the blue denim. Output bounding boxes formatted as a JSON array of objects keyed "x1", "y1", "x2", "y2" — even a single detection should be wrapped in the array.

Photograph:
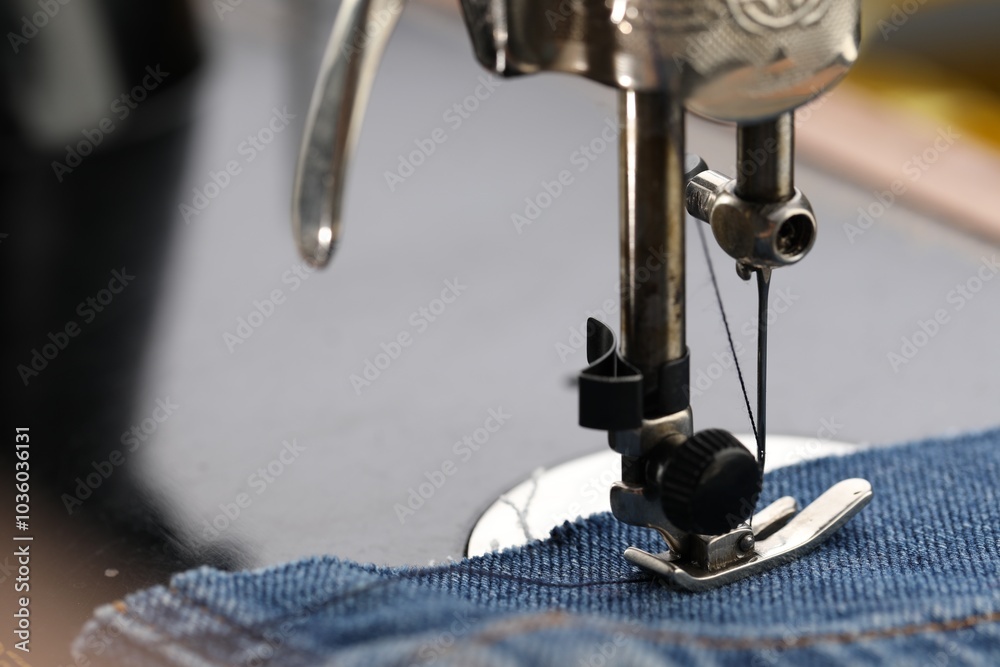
[{"x1": 74, "y1": 429, "x2": 1000, "y2": 666}]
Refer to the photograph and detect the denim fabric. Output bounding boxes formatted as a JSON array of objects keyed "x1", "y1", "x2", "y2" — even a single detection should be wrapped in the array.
[{"x1": 75, "y1": 429, "x2": 1000, "y2": 666}]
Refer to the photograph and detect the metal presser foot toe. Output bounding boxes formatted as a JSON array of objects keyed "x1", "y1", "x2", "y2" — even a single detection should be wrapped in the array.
[{"x1": 624, "y1": 479, "x2": 873, "y2": 591}]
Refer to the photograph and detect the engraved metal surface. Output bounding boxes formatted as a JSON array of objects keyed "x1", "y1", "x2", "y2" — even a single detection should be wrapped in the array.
[
  {"x1": 727, "y1": 0, "x2": 829, "y2": 32},
  {"x1": 294, "y1": 0, "x2": 859, "y2": 270},
  {"x1": 458, "y1": 0, "x2": 861, "y2": 120}
]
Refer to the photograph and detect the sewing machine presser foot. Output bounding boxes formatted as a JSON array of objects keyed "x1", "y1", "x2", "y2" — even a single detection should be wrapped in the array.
[{"x1": 625, "y1": 478, "x2": 873, "y2": 591}]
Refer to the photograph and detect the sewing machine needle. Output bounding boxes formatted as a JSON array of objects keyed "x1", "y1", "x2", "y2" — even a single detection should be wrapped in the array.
[{"x1": 755, "y1": 267, "x2": 771, "y2": 480}]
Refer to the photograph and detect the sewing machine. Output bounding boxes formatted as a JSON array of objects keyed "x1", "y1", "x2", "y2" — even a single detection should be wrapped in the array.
[{"x1": 291, "y1": 0, "x2": 872, "y2": 590}]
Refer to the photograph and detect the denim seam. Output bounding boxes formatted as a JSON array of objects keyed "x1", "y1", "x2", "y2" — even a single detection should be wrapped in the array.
[
  {"x1": 108, "y1": 599, "x2": 322, "y2": 667},
  {"x1": 404, "y1": 565, "x2": 652, "y2": 589},
  {"x1": 168, "y1": 571, "x2": 651, "y2": 637},
  {"x1": 407, "y1": 609, "x2": 1000, "y2": 659},
  {"x1": 129, "y1": 589, "x2": 999, "y2": 659}
]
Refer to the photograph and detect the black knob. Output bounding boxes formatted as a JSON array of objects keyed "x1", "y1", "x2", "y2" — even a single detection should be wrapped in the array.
[{"x1": 658, "y1": 429, "x2": 761, "y2": 535}]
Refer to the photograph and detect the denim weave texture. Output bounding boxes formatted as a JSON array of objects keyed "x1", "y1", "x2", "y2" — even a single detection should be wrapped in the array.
[{"x1": 75, "y1": 428, "x2": 1000, "y2": 666}]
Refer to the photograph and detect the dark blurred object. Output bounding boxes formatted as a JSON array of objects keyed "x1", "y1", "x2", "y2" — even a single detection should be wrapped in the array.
[
  {"x1": 1, "y1": 2, "x2": 211, "y2": 666},
  {"x1": 0, "y1": 0, "x2": 201, "y2": 161},
  {"x1": 858, "y1": 0, "x2": 1000, "y2": 151}
]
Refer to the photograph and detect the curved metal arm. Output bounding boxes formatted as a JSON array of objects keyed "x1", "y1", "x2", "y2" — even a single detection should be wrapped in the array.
[{"x1": 292, "y1": 0, "x2": 406, "y2": 267}]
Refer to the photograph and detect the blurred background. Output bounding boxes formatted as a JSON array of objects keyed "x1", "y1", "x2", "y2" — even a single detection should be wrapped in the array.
[{"x1": 1, "y1": 0, "x2": 998, "y2": 664}]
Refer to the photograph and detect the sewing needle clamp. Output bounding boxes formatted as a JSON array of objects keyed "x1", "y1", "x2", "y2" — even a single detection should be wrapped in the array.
[{"x1": 292, "y1": 0, "x2": 872, "y2": 589}]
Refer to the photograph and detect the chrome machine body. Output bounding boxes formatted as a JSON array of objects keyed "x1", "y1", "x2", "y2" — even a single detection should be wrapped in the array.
[{"x1": 292, "y1": 0, "x2": 872, "y2": 590}]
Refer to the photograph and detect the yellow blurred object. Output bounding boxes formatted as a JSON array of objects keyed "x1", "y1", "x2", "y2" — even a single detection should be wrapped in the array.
[
  {"x1": 795, "y1": 1, "x2": 1000, "y2": 242},
  {"x1": 854, "y1": 0, "x2": 1000, "y2": 151},
  {"x1": 848, "y1": 53, "x2": 1000, "y2": 151},
  {"x1": 863, "y1": 0, "x2": 975, "y2": 24}
]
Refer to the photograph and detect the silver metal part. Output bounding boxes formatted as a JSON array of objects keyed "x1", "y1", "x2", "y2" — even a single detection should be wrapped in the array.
[
  {"x1": 687, "y1": 495, "x2": 797, "y2": 571},
  {"x1": 688, "y1": 527, "x2": 755, "y2": 571},
  {"x1": 625, "y1": 478, "x2": 873, "y2": 591},
  {"x1": 614, "y1": 89, "x2": 690, "y2": 541},
  {"x1": 686, "y1": 116, "x2": 818, "y2": 269},
  {"x1": 458, "y1": 0, "x2": 860, "y2": 121},
  {"x1": 737, "y1": 113, "x2": 795, "y2": 202},
  {"x1": 752, "y1": 495, "x2": 799, "y2": 540},
  {"x1": 608, "y1": 408, "x2": 693, "y2": 458},
  {"x1": 292, "y1": 0, "x2": 406, "y2": 267},
  {"x1": 608, "y1": 413, "x2": 691, "y2": 551},
  {"x1": 294, "y1": 1, "x2": 860, "y2": 268},
  {"x1": 611, "y1": 481, "x2": 689, "y2": 554},
  {"x1": 619, "y1": 91, "x2": 687, "y2": 385},
  {"x1": 686, "y1": 169, "x2": 730, "y2": 223},
  {"x1": 690, "y1": 178, "x2": 817, "y2": 268}
]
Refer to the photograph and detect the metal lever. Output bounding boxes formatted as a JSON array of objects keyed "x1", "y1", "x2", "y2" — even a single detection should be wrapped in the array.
[{"x1": 292, "y1": 0, "x2": 405, "y2": 267}]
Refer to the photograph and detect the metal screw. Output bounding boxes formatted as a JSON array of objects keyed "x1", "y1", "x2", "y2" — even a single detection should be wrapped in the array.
[
  {"x1": 738, "y1": 533, "x2": 755, "y2": 552},
  {"x1": 736, "y1": 262, "x2": 754, "y2": 281}
]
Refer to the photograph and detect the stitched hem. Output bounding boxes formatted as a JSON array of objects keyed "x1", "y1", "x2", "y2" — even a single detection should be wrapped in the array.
[
  {"x1": 107, "y1": 596, "x2": 1000, "y2": 663},
  {"x1": 435, "y1": 609, "x2": 1000, "y2": 655}
]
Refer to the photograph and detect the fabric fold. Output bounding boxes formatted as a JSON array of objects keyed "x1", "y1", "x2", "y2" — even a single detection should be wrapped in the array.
[{"x1": 75, "y1": 429, "x2": 1000, "y2": 666}]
